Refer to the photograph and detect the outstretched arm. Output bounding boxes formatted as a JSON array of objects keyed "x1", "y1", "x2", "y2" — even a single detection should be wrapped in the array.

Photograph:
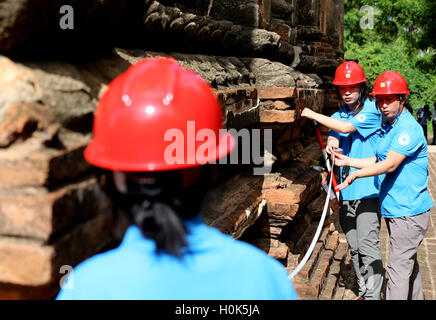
[
  {"x1": 301, "y1": 108, "x2": 356, "y2": 134},
  {"x1": 334, "y1": 153, "x2": 377, "y2": 169},
  {"x1": 336, "y1": 150, "x2": 406, "y2": 191}
]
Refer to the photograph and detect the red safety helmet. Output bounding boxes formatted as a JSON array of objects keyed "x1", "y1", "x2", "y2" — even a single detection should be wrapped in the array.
[
  {"x1": 370, "y1": 71, "x2": 410, "y2": 95},
  {"x1": 84, "y1": 57, "x2": 236, "y2": 172},
  {"x1": 332, "y1": 61, "x2": 367, "y2": 86}
]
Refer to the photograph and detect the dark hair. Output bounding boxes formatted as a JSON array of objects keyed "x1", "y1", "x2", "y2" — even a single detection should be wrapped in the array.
[
  {"x1": 102, "y1": 166, "x2": 213, "y2": 257},
  {"x1": 337, "y1": 81, "x2": 373, "y2": 116},
  {"x1": 398, "y1": 94, "x2": 413, "y2": 114}
]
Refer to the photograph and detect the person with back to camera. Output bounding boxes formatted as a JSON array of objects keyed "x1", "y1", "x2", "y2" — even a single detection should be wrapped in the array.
[
  {"x1": 335, "y1": 71, "x2": 433, "y2": 300},
  {"x1": 56, "y1": 57, "x2": 298, "y2": 300},
  {"x1": 300, "y1": 61, "x2": 383, "y2": 300}
]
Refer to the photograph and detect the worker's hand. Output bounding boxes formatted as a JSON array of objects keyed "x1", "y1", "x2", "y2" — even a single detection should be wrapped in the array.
[
  {"x1": 333, "y1": 153, "x2": 350, "y2": 167},
  {"x1": 326, "y1": 139, "x2": 339, "y2": 155},
  {"x1": 301, "y1": 107, "x2": 314, "y2": 119},
  {"x1": 335, "y1": 171, "x2": 357, "y2": 191}
]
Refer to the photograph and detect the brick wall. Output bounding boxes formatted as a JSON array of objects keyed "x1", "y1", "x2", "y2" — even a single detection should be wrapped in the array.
[{"x1": 0, "y1": 0, "x2": 344, "y2": 299}]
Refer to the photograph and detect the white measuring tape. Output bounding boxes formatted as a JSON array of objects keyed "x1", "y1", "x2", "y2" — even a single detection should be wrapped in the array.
[{"x1": 288, "y1": 153, "x2": 336, "y2": 280}]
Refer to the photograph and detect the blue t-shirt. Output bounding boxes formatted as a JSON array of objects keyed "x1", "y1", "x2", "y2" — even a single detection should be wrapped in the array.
[
  {"x1": 329, "y1": 99, "x2": 381, "y2": 200},
  {"x1": 375, "y1": 109, "x2": 434, "y2": 218},
  {"x1": 56, "y1": 215, "x2": 297, "y2": 300}
]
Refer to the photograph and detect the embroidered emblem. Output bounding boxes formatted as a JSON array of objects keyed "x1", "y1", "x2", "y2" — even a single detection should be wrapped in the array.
[
  {"x1": 398, "y1": 133, "x2": 410, "y2": 146},
  {"x1": 356, "y1": 114, "x2": 366, "y2": 123}
]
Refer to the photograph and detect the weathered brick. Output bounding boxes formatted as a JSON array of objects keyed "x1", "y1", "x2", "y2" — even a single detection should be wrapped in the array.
[
  {"x1": 319, "y1": 256, "x2": 342, "y2": 300},
  {"x1": 0, "y1": 101, "x2": 58, "y2": 148},
  {"x1": 293, "y1": 282, "x2": 320, "y2": 300},
  {"x1": 325, "y1": 231, "x2": 339, "y2": 251},
  {"x1": 255, "y1": 215, "x2": 284, "y2": 238},
  {"x1": 0, "y1": 237, "x2": 52, "y2": 286},
  {"x1": 260, "y1": 109, "x2": 296, "y2": 123},
  {"x1": 257, "y1": 86, "x2": 296, "y2": 99},
  {"x1": 0, "y1": 137, "x2": 91, "y2": 187},
  {"x1": 251, "y1": 237, "x2": 289, "y2": 260},
  {"x1": 0, "y1": 177, "x2": 111, "y2": 241},
  {"x1": 264, "y1": 187, "x2": 303, "y2": 219},
  {"x1": 211, "y1": 196, "x2": 265, "y2": 239},
  {"x1": 306, "y1": 191, "x2": 326, "y2": 217},
  {"x1": 334, "y1": 241, "x2": 349, "y2": 261},
  {"x1": 0, "y1": 212, "x2": 114, "y2": 286},
  {"x1": 202, "y1": 173, "x2": 264, "y2": 239},
  {"x1": 310, "y1": 249, "x2": 335, "y2": 294},
  {"x1": 293, "y1": 221, "x2": 317, "y2": 254},
  {"x1": 0, "y1": 281, "x2": 59, "y2": 300},
  {"x1": 318, "y1": 226, "x2": 330, "y2": 245},
  {"x1": 262, "y1": 173, "x2": 288, "y2": 190},
  {"x1": 215, "y1": 87, "x2": 258, "y2": 114},
  {"x1": 264, "y1": 169, "x2": 321, "y2": 218},
  {"x1": 273, "y1": 100, "x2": 292, "y2": 110},
  {"x1": 295, "y1": 143, "x2": 322, "y2": 166},
  {"x1": 294, "y1": 88, "x2": 324, "y2": 115},
  {"x1": 293, "y1": 242, "x2": 323, "y2": 282}
]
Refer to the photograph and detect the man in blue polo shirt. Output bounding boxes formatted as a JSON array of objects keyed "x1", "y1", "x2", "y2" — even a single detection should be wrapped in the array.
[{"x1": 336, "y1": 71, "x2": 433, "y2": 300}]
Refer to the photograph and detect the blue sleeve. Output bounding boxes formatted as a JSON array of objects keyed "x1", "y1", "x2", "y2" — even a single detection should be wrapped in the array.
[
  {"x1": 388, "y1": 129, "x2": 422, "y2": 156},
  {"x1": 328, "y1": 111, "x2": 349, "y2": 140},
  {"x1": 349, "y1": 101, "x2": 381, "y2": 138}
]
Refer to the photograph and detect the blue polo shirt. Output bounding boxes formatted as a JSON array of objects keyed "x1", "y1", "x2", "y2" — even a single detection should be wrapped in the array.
[
  {"x1": 56, "y1": 215, "x2": 297, "y2": 300},
  {"x1": 329, "y1": 99, "x2": 381, "y2": 200},
  {"x1": 375, "y1": 109, "x2": 433, "y2": 218}
]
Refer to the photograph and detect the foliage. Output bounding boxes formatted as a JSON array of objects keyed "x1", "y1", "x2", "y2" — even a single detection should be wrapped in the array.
[{"x1": 344, "y1": 0, "x2": 436, "y2": 112}]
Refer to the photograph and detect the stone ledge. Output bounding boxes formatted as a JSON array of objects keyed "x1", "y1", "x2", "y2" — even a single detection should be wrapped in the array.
[
  {"x1": 257, "y1": 87, "x2": 296, "y2": 99},
  {"x1": 0, "y1": 212, "x2": 114, "y2": 286},
  {"x1": 260, "y1": 109, "x2": 296, "y2": 123},
  {"x1": 0, "y1": 176, "x2": 111, "y2": 241},
  {"x1": 202, "y1": 173, "x2": 264, "y2": 240},
  {"x1": 0, "y1": 135, "x2": 91, "y2": 188},
  {"x1": 289, "y1": 227, "x2": 341, "y2": 300}
]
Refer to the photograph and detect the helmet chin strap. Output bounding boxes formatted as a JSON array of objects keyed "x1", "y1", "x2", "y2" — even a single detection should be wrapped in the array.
[{"x1": 381, "y1": 105, "x2": 405, "y2": 125}]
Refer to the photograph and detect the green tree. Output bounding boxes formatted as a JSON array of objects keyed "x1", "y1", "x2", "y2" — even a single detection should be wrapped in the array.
[{"x1": 344, "y1": 0, "x2": 436, "y2": 113}]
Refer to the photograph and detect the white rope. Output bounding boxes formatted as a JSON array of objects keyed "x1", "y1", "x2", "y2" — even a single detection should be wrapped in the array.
[{"x1": 288, "y1": 154, "x2": 335, "y2": 280}]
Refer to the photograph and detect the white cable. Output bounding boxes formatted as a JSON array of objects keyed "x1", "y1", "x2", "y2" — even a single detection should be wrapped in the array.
[{"x1": 288, "y1": 154, "x2": 335, "y2": 280}]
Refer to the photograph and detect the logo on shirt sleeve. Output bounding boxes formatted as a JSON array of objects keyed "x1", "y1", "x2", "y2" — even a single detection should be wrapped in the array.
[
  {"x1": 398, "y1": 133, "x2": 411, "y2": 146},
  {"x1": 356, "y1": 114, "x2": 366, "y2": 123}
]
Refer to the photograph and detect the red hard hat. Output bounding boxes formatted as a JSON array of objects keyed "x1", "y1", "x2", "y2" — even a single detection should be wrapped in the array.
[
  {"x1": 84, "y1": 57, "x2": 236, "y2": 172},
  {"x1": 370, "y1": 71, "x2": 410, "y2": 95},
  {"x1": 332, "y1": 61, "x2": 367, "y2": 85}
]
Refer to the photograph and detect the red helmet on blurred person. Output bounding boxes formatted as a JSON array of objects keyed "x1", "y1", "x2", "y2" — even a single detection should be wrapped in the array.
[{"x1": 84, "y1": 57, "x2": 236, "y2": 172}]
